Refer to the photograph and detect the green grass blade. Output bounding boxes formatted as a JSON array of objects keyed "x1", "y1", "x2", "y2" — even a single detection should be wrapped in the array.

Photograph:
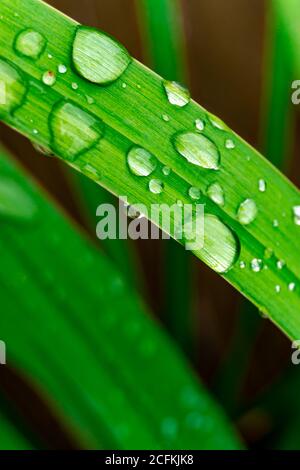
[
  {"x1": 137, "y1": 0, "x2": 193, "y2": 355},
  {"x1": 0, "y1": 408, "x2": 32, "y2": 450},
  {"x1": 0, "y1": 144, "x2": 241, "y2": 449},
  {"x1": 0, "y1": 0, "x2": 300, "y2": 343},
  {"x1": 214, "y1": 0, "x2": 295, "y2": 413}
]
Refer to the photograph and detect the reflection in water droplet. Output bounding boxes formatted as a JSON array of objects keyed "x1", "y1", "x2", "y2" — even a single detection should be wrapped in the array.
[
  {"x1": 0, "y1": 58, "x2": 27, "y2": 117},
  {"x1": 0, "y1": 177, "x2": 37, "y2": 221},
  {"x1": 173, "y1": 132, "x2": 220, "y2": 169},
  {"x1": 258, "y1": 179, "x2": 266, "y2": 192},
  {"x1": 72, "y1": 26, "x2": 131, "y2": 84},
  {"x1": 207, "y1": 182, "x2": 225, "y2": 206},
  {"x1": 188, "y1": 186, "x2": 201, "y2": 201},
  {"x1": 42, "y1": 70, "x2": 56, "y2": 86},
  {"x1": 237, "y1": 199, "x2": 257, "y2": 225},
  {"x1": 251, "y1": 258, "x2": 263, "y2": 272},
  {"x1": 14, "y1": 29, "x2": 46, "y2": 60},
  {"x1": 149, "y1": 179, "x2": 164, "y2": 194},
  {"x1": 127, "y1": 146, "x2": 157, "y2": 176},
  {"x1": 187, "y1": 213, "x2": 239, "y2": 273},
  {"x1": 195, "y1": 119, "x2": 205, "y2": 131},
  {"x1": 293, "y1": 206, "x2": 300, "y2": 225},
  {"x1": 163, "y1": 80, "x2": 190, "y2": 107},
  {"x1": 49, "y1": 100, "x2": 104, "y2": 162}
]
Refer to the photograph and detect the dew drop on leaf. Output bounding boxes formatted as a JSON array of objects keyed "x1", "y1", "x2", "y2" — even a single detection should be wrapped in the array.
[
  {"x1": 251, "y1": 258, "x2": 263, "y2": 272},
  {"x1": 72, "y1": 26, "x2": 131, "y2": 85},
  {"x1": 173, "y1": 132, "x2": 220, "y2": 169},
  {"x1": 208, "y1": 113, "x2": 229, "y2": 131},
  {"x1": 162, "y1": 166, "x2": 171, "y2": 176},
  {"x1": 188, "y1": 186, "x2": 201, "y2": 201},
  {"x1": 149, "y1": 179, "x2": 164, "y2": 194},
  {"x1": 0, "y1": 58, "x2": 27, "y2": 117},
  {"x1": 195, "y1": 119, "x2": 205, "y2": 131},
  {"x1": 293, "y1": 205, "x2": 300, "y2": 225},
  {"x1": 49, "y1": 100, "x2": 104, "y2": 162},
  {"x1": 42, "y1": 70, "x2": 56, "y2": 86},
  {"x1": 14, "y1": 29, "x2": 46, "y2": 60},
  {"x1": 58, "y1": 64, "x2": 67, "y2": 74},
  {"x1": 225, "y1": 139, "x2": 235, "y2": 149},
  {"x1": 237, "y1": 198, "x2": 257, "y2": 225},
  {"x1": 127, "y1": 146, "x2": 157, "y2": 176},
  {"x1": 163, "y1": 80, "x2": 190, "y2": 107},
  {"x1": 207, "y1": 182, "x2": 225, "y2": 206}
]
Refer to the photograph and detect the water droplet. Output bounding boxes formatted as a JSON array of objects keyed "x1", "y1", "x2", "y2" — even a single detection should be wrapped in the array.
[
  {"x1": 162, "y1": 114, "x2": 170, "y2": 122},
  {"x1": 293, "y1": 206, "x2": 300, "y2": 225},
  {"x1": 162, "y1": 166, "x2": 171, "y2": 176},
  {"x1": 14, "y1": 29, "x2": 46, "y2": 60},
  {"x1": 276, "y1": 259, "x2": 285, "y2": 270},
  {"x1": 85, "y1": 95, "x2": 94, "y2": 105},
  {"x1": 251, "y1": 258, "x2": 263, "y2": 272},
  {"x1": 239, "y1": 261, "x2": 246, "y2": 269},
  {"x1": 47, "y1": 53, "x2": 53, "y2": 59},
  {"x1": 195, "y1": 118, "x2": 205, "y2": 131},
  {"x1": 275, "y1": 285, "x2": 281, "y2": 293},
  {"x1": 72, "y1": 26, "x2": 131, "y2": 84},
  {"x1": 58, "y1": 64, "x2": 67, "y2": 74},
  {"x1": 149, "y1": 179, "x2": 164, "y2": 194},
  {"x1": 121, "y1": 82, "x2": 127, "y2": 89},
  {"x1": 258, "y1": 179, "x2": 266, "y2": 192},
  {"x1": 49, "y1": 100, "x2": 104, "y2": 162},
  {"x1": 208, "y1": 113, "x2": 229, "y2": 131},
  {"x1": 188, "y1": 213, "x2": 239, "y2": 273},
  {"x1": 237, "y1": 199, "x2": 257, "y2": 225},
  {"x1": 0, "y1": 177, "x2": 37, "y2": 221},
  {"x1": 163, "y1": 80, "x2": 190, "y2": 107},
  {"x1": 188, "y1": 186, "x2": 201, "y2": 201},
  {"x1": 225, "y1": 138, "x2": 235, "y2": 149},
  {"x1": 0, "y1": 58, "x2": 27, "y2": 117},
  {"x1": 42, "y1": 70, "x2": 56, "y2": 86},
  {"x1": 127, "y1": 146, "x2": 157, "y2": 176},
  {"x1": 207, "y1": 182, "x2": 225, "y2": 206},
  {"x1": 273, "y1": 219, "x2": 279, "y2": 228},
  {"x1": 71, "y1": 82, "x2": 78, "y2": 90},
  {"x1": 177, "y1": 199, "x2": 183, "y2": 207},
  {"x1": 173, "y1": 132, "x2": 220, "y2": 169},
  {"x1": 289, "y1": 282, "x2": 296, "y2": 292}
]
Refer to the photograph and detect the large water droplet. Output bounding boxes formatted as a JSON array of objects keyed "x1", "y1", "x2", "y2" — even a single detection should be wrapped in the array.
[
  {"x1": 49, "y1": 100, "x2": 104, "y2": 161},
  {"x1": 293, "y1": 205, "x2": 300, "y2": 225},
  {"x1": 207, "y1": 182, "x2": 225, "y2": 206},
  {"x1": 127, "y1": 146, "x2": 157, "y2": 176},
  {"x1": 187, "y1": 213, "x2": 239, "y2": 273},
  {"x1": 14, "y1": 29, "x2": 46, "y2": 60},
  {"x1": 149, "y1": 179, "x2": 164, "y2": 194},
  {"x1": 0, "y1": 177, "x2": 37, "y2": 221},
  {"x1": 0, "y1": 58, "x2": 27, "y2": 117},
  {"x1": 237, "y1": 198, "x2": 257, "y2": 225},
  {"x1": 173, "y1": 132, "x2": 220, "y2": 169},
  {"x1": 72, "y1": 26, "x2": 131, "y2": 84},
  {"x1": 163, "y1": 80, "x2": 190, "y2": 107}
]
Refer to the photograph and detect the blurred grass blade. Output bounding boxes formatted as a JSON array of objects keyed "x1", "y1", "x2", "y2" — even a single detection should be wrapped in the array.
[
  {"x1": 0, "y1": 409, "x2": 32, "y2": 450},
  {"x1": 0, "y1": 145, "x2": 241, "y2": 449},
  {"x1": 1, "y1": 0, "x2": 300, "y2": 343},
  {"x1": 214, "y1": 0, "x2": 295, "y2": 413},
  {"x1": 137, "y1": 0, "x2": 194, "y2": 356}
]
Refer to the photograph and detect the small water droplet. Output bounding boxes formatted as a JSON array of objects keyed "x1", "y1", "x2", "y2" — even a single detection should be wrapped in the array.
[
  {"x1": 251, "y1": 258, "x2": 263, "y2": 272},
  {"x1": 188, "y1": 213, "x2": 240, "y2": 273},
  {"x1": 14, "y1": 29, "x2": 46, "y2": 60},
  {"x1": 258, "y1": 179, "x2": 266, "y2": 192},
  {"x1": 0, "y1": 177, "x2": 37, "y2": 221},
  {"x1": 163, "y1": 80, "x2": 190, "y2": 107},
  {"x1": 127, "y1": 146, "x2": 157, "y2": 176},
  {"x1": 149, "y1": 179, "x2": 164, "y2": 194},
  {"x1": 0, "y1": 58, "x2": 27, "y2": 117},
  {"x1": 162, "y1": 114, "x2": 170, "y2": 122},
  {"x1": 47, "y1": 53, "x2": 53, "y2": 59},
  {"x1": 72, "y1": 26, "x2": 131, "y2": 84},
  {"x1": 122, "y1": 82, "x2": 127, "y2": 89},
  {"x1": 71, "y1": 82, "x2": 79, "y2": 90},
  {"x1": 289, "y1": 282, "x2": 296, "y2": 292},
  {"x1": 195, "y1": 118, "x2": 205, "y2": 131},
  {"x1": 188, "y1": 186, "x2": 201, "y2": 201},
  {"x1": 32, "y1": 129, "x2": 38, "y2": 135},
  {"x1": 237, "y1": 199, "x2": 257, "y2": 225},
  {"x1": 273, "y1": 219, "x2": 279, "y2": 228},
  {"x1": 225, "y1": 138, "x2": 235, "y2": 149},
  {"x1": 208, "y1": 113, "x2": 229, "y2": 131},
  {"x1": 42, "y1": 70, "x2": 56, "y2": 86},
  {"x1": 275, "y1": 285, "x2": 281, "y2": 293},
  {"x1": 58, "y1": 64, "x2": 67, "y2": 74},
  {"x1": 173, "y1": 132, "x2": 220, "y2": 169},
  {"x1": 276, "y1": 259, "x2": 285, "y2": 270},
  {"x1": 293, "y1": 206, "x2": 300, "y2": 225},
  {"x1": 49, "y1": 100, "x2": 104, "y2": 161},
  {"x1": 85, "y1": 95, "x2": 94, "y2": 105},
  {"x1": 162, "y1": 166, "x2": 171, "y2": 176},
  {"x1": 207, "y1": 182, "x2": 225, "y2": 206},
  {"x1": 177, "y1": 199, "x2": 183, "y2": 207},
  {"x1": 239, "y1": 261, "x2": 246, "y2": 269}
]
